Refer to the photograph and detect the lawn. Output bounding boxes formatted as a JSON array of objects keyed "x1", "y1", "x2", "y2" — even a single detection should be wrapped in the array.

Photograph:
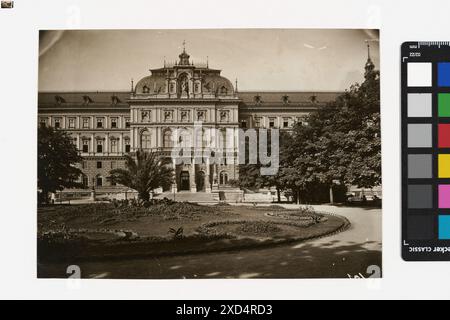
[{"x1": 37, "y1": 201, "x2": 350, "y2": 262}]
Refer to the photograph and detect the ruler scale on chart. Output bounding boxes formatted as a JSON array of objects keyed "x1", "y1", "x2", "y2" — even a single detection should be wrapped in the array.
[{"x1": 402, "y1": 42, "x2": 450, "y2": 261}]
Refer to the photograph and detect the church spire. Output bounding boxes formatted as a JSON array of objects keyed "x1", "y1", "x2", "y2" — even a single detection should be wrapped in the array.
[{"x1": 364, "y1": 41, "x2": 375, "y2": 79}]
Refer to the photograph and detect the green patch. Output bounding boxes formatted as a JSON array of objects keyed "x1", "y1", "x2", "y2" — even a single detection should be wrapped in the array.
[{"x1": 439, "y1": 93, "x2": 450, "y2": 117}]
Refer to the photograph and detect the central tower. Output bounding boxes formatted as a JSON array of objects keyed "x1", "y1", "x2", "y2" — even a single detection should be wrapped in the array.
[{"x1": 127, "y1": 46, "x2": 241, "y2": 195}]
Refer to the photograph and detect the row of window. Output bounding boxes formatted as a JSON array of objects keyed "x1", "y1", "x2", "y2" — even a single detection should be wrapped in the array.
[
  {"x1": 78, "y1": 139, "x2": 131, "y2": 153},
  {"x1": 81, "y1": 160, "x2": 120, "y2": 170},
  {"x1": 40, "y1": 117, "x2": 131, "y2": 130},
  {"x1": 140, "y1": 129, "x2": 235, "y2": 149},
  {"x1": 241, "y1": 117, "x2": 306, "y2": 129},
  {"x1": 81, "y1": 175, "x2": 111, "y2": 187}
]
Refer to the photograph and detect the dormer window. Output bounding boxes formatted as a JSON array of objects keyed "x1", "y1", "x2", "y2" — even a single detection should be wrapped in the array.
[
  {"x1": 143, "y1": 85, "x2": 150, "y2": 94},
  {"x1": 82, "y1": 95, "x2": 93, "y2": 105},
  {"x1": 111, "y1": 95, "x2": 121, "y2": 104},
  {"x1": 254, "y1": 95, "x2": 262, "y2": 104},
  {"x1": 54, "y1": 95, "x2": 66, "y2": 104},
  {"x1": 282, "y1": 95, "x2": 290, "y2": 104}
]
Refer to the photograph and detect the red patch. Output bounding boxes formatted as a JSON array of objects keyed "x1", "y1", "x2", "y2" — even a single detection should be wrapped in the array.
[{"x1": 439, "y1": 124, "x2": 450, "y2": 148}]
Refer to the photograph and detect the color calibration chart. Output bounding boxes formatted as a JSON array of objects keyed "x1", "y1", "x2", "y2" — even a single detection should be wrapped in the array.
[{"x1": 402, "y1": 42, "x2": 450, "y2": 261}]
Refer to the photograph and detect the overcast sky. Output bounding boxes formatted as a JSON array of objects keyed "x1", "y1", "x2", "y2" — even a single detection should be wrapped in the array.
[{"x1": 39, "y1": 29, "x2": 379, "y2": 92}]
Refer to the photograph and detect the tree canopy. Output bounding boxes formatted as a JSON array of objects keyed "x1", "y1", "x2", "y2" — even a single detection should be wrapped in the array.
[
  {"x1": 238, "y1": 63, "x2": 381, "y2": 203},
  {"x1": 38, "y1": 126, "x2": 83, "y2": 203},
  {"x1": 109, "y1": 150, "x2": 174, "y2": 201}
]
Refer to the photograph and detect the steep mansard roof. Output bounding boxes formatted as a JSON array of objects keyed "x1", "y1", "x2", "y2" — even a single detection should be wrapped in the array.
[
  {"x1": 237, "y1": 91, "x2": 342, "y2": 106},
  {"x1": 37, "y1": 90, "x2": 343, "y2": 109}
]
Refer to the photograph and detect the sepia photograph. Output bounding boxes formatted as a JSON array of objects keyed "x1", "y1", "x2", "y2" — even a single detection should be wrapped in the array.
[{"x1": 37, "y1": 29, "x2": 381, "y2": 279}]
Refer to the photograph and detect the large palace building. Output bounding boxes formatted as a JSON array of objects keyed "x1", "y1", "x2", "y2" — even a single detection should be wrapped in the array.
[{"x1": 38, "y1": 47, "x2": 345, "y2": 201}]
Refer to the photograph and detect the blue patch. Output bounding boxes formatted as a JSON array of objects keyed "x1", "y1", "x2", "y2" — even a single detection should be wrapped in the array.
[{"x1": 438, "y1": 63, "x2": 450, "y2": 87}]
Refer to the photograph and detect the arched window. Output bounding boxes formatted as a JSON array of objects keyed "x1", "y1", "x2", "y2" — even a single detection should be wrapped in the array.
[
  {"x1": 219, "y1": 171, "x2": 228, "y2": 185},
  {"x1": 163, "y1": 129, "x2": 173, "y2": 148},
  {"x1": 140, "y1": 130, "x2": 152, "y2": 150}
]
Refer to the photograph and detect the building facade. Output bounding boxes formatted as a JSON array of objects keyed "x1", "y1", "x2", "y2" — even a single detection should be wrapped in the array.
[{"x1": 38, "y1": 48, "x2": 342, "y2": 197}]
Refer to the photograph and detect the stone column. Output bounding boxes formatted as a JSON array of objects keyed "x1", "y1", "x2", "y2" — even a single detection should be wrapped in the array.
[
  {"x1": 205, "y1": 157, "x2": 211, "y2": 193},
  {"x1": 171, "y1": 159, "x2": 178, "y2": 193},
  {"x1": 212, "y1": 163, "x2": 218, "y2": 187},
  {"x1": 105, "y1": 133, "x2": 109, "y2": 155},
  {"x1": 76, "y1": 133, "x2": 81, "y2": 151},
  {"x1": 190, "y1": 159, "x2": 197, "y2": 192},
  {"x1": 119, "y1": 133, "x2": 123, "y2": 153},
  {"x1": 90, "y1": 133, "x2": 95, "y2": 154}
]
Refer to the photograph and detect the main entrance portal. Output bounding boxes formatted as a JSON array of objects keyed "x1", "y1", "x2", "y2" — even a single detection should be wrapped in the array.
[{"x1": 180, "y1": 171, "x2": 190, "y2": 191}]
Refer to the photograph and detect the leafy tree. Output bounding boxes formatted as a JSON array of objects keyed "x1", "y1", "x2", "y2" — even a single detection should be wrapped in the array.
[
  {"x1": 109, "y1": 150, "x2": 174, "y2": 201},
  {"x1": 38, "y1": 126, "x2": 83, "y2": 204},
  {"x1": 283, "y1": 60, "x2": 381, "y2": 203},
  {"x1": 238, "y1": 130, "x2": 291, "y2": 202}
]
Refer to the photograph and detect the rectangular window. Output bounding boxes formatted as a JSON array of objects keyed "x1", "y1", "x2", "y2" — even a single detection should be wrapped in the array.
[
  {"x1": 54, "y1": 118, "x2": 61, "y2": 129},
  {"x1": 125, "y1": 118, "x2": 130, "y2": 128},
  {"x1": 125, "y1": 143, "x2": 131, "y2": 153},
  {"x1": 110, "y1": 139, "x2": 117, "y2": 153},
  {"x1": 82, "y1": 118, "x2": 90, "y2": 129},
  {"x1": 96, "y1": 177, "x2": 103, "y2": 187},
  {"x1": 96, "y1": 118, "x2": 104, "y2": 128},
  {"x1": 68, "y1": 118, "x2": 76, "y2": 129},
  {"x1": 82, "y1": 141, "x2": 89, "y2": 153},
  {"x1": 82, "y1": 175, "x2": 89, "y2": 187},
  {"x1": 241, "y1": 121, "x2": 247, "y2": 128},
  {"x1": 111, "y1": 161, "x2": 116, "y2": 169},
  {"x1": 82, "y1": 161, "x2": 87, "y2": 169},
  {"x1": 96, "y1": 140, "x2": 103, "y2": 153},
  {"x1": 255, "y1": 118, "x2": 261, "y2": 128},
  {"x1": 96, "y1": 161, "x2": 102, "y2": 169},
  {"x1": 283, "y1": 120, "x2": 289, "y2": 128},
  {"x1": 39, "y1": 118, "x2": 47, "y2": 127},
  {"x1": 269, "y1": 120, "x2": 275, "y2": 128},
  {"x1": 111, "y1": 118, "x2": 118, "y2": 128}
]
